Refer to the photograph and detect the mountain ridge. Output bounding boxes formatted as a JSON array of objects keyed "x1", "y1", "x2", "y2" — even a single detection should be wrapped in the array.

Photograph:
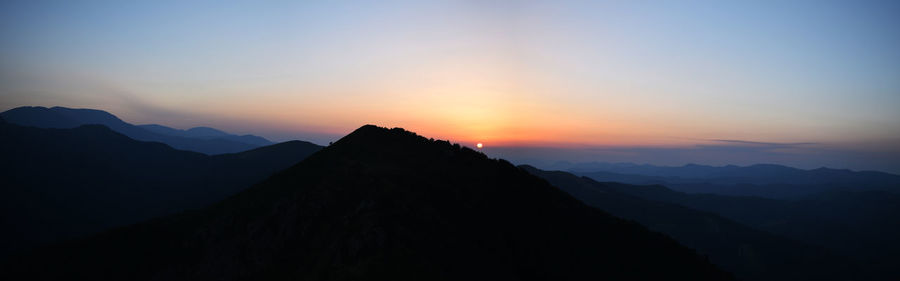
[{"x1": 0, "y1": 106, "x2": 273, "y2": 154}]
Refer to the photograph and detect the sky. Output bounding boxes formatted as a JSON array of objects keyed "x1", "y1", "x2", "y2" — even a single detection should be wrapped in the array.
[{"x1": 1, "y1": 0, "x2": 899, "y2": 172}]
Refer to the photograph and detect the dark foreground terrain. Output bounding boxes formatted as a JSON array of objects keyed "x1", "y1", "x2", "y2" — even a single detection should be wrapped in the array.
[
  {"x1": 0, "y1": 119, "x2": 322, "y2": 258},
  {"x1": 523, "y1": 166, "x2": 865, "y2": 281},
  {"x1": 3, "y1": 125, "x2": 732, "y2": 281}
]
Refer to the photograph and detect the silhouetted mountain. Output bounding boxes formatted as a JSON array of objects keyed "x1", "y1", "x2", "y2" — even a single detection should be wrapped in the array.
[
  {"x1": 139, "y1": 124, "x2": 273, "y2": 146},
  {"x1": 554, "y1": 162, "x2": 900, "y2": 198},
  {"x1": 0, "y1": 121, "x2": 322, "y2": 258},
  {"x1": 1, "y1": 105, "x2": 124, "y2": 129},
  {"x1": 3, "y1": 125, "x2": 732, "y2": 281},
  {"x1": 521, "y1": 165, "x2": 862, "y2": 281},
  {"x1": 0, "y1": 106, "x2": 272, "y2": 154},
  {"x1": 554, "y1": 173, "x2": 900, "y2": 280},
  {"x1": 184, "y1": 126, "x2": 229, "y2": 137}
]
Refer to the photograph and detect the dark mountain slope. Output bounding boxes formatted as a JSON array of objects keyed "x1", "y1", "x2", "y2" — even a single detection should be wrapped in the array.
[
  {"x1": 558, "y1": 173, "x2": 900, "y2": 280},
  {"x1": 5, "y1": 125, "x2": 732, "y2": 281},
  {"x1": 0, "y1": 122, "x2": 322, "y2": 258},
  {"x1": 0, "y1": 106, "x2": 270, "y2": 154},
  {"x1": 521, "y1": 166, "x2": 862, "y2": 281}
]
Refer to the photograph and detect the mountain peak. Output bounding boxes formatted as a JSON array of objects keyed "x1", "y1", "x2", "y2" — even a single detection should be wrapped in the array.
[
  {"x1": 341, "y1": 124, "x2": 414, "y2": 142},
  {"x1": 337, "y1": 124, "x2": 429, "y2": 148},
  {"x1": 329, "y1": 124, "x2": 483, "y2": 166}
]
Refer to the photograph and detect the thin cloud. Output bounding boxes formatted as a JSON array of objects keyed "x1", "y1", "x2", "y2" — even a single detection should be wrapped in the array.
[{"x1": 708, "y1": 139, "x2": 818, "y2": 147}]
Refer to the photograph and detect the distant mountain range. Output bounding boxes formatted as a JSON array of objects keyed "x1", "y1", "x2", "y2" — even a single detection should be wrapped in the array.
[
  {"x1": 3, "y1": 125, "x2": 732, "y2": 281},
  {"x1": 139, "y1": 124, "x2": 272, "y2": 146},
  {"x1": 0, "y1": 106, "x2": 275, "y2": 154},
  {"x1": 616, "y1": 185, "x2": 900, "y2": 280},
  {"x1": 523, "y1": 166, "x2": 882, "y2": 281},
  {"x1": 0, "y1": 119, "x2": 322, "y2": 258},
  {"x1": 528, "y1": 165, "x2": 900, "y2": 280},
  {"x1": 549, "y1": 162, "x2": 900, "y2": 198}
]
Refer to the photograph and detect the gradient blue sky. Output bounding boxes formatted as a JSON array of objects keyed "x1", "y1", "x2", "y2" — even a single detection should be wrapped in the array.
[{"x1": 2, "y1": 0, "x2": 899, "y2": 172}]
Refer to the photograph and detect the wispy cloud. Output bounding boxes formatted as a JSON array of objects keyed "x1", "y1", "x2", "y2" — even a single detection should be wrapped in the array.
[{"x1": 708, "y1": 139, "x2": 818, "y2": 147}]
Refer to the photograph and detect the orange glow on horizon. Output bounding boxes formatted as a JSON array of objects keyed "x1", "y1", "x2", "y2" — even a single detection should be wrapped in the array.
[{"x1": 114, "y1": 46, "x2": 845, "y2": 149}]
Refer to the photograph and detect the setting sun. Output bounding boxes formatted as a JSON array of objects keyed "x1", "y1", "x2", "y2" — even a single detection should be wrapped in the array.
[{"x1": 476, "y1": 143, "x2": 483, "y2": 149}]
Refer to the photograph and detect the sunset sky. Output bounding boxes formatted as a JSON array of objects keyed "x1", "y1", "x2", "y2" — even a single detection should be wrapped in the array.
[{"x1": 2, "y1": 1, "x2": 899, "y2": 172}]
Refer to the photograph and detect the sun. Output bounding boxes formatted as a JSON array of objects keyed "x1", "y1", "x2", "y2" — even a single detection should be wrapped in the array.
[{"x1": 476, "y1": 143, "x2": 483, "y2": 149}]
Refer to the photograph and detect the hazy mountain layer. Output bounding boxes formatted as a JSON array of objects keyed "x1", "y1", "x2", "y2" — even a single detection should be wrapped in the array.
[
  {"x1": 139, "y1": 124, "x2": 272, "y2": 146},
  {"x1": 1, "y1": 106, "x2": 273, "y2": 154},
  {"x1": 552, "y1": 162, "x2": 900, "y2": 198}
]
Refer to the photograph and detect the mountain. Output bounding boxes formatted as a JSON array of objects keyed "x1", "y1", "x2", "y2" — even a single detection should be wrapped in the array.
[
  {"x1": 0, "y1": 121, "x2": 322, "y2": 258},
  {"x1": 0, "y1": 106, "x2": 272, "y2": 154},
  {"x1": 3, "y1": 125, "x2": 732, "y2": 281},
  {"x1": 139, "y1": 124, "x2": 272, "y2": 146},
  {"x1": 521, "y1": 165, "x2": 862, "y2": 281},
  {"x1": 555, "y1": 162, "x2": 900, "y2": 198},
  {"x1": 553, "y1": 171, "x2": 900, "y2": 280}
]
